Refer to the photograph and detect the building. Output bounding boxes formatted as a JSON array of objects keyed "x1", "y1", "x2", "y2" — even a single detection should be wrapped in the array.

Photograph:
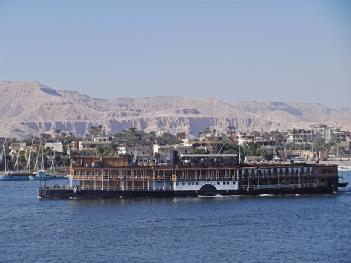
[
  {"x1": 9, "y1": 142, "x2": 27, "y2": 153},
  {"x1": 311, "y1": 124, "x2": 351, "y2": 144},
  {"x1": 236, "y1": 132, "x2": 255, "y2": 146},
  {"x1": 153, "y1": 144, "x2": 193, "y2": 162},
  {"x1": 93, "y1": 136, "x2": 113, "y2": 142},
  {"x1": 287, "y1": 129, "x2": 313, "y2": 144},
  {"x1": 45, "y1": 142, "x2": 64, "y2": 153},
  {"x1": 125, "y1": 145, "x2": 153, "y2": 162},
  {"x1": 79, "y1": 140, "x2": 112, "y2": 151}
]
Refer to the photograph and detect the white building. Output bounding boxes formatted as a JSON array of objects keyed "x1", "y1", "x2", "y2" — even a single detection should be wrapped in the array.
[
  {"x1": 125, "y1": 145, "x2": 153, "y2": 161},
  {"x1": 153, "y1": 144, "x2": 193, "y2": 161},
  {"x1": 44, "y1": 142, "x2": 64, "y2": 153},
  {"x1": 287, "y1": 129, "x2": 313, "y2": 144}
]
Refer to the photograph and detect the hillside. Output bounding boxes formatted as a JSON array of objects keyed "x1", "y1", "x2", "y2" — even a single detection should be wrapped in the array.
[{"x1": 0, "y1": 81, "x2": 350, "y2": 138}]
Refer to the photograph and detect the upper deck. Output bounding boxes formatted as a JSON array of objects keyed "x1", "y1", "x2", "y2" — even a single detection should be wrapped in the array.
[{"x1": 69, "y1": 156, "x2": 338, "y2": 186}]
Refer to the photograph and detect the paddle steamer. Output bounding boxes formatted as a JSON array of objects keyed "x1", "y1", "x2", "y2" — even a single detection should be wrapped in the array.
[{"x1": 39, "y1": 154, "x2": 346, "y2": 199}]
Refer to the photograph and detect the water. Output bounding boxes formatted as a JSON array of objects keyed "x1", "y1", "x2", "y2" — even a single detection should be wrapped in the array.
[{"x1": 1, "y1": 173, "x2": 351, "y2": 263}]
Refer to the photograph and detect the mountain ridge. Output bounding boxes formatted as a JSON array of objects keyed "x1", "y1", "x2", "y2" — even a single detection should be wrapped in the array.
[{"x1": 0, "y1": 81, "x2": 350, "y2": 138}]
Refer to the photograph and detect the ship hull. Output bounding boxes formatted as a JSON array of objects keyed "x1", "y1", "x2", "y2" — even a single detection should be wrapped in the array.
[{"x1": 39, "y1": 186, "x2": 337, "y2": 199}]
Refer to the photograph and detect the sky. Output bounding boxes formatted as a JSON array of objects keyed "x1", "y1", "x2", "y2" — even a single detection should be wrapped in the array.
[{"x1": 0, "y1": 0, "x2": 350, "y2": 106}]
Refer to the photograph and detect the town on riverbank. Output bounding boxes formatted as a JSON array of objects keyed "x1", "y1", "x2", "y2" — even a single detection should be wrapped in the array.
[
  {"x1": 1, "y1": 123, "x2": 350, "y2": 174},
  {"x1": 1, "y1": 123, "x2": 350, "y2": 181}
]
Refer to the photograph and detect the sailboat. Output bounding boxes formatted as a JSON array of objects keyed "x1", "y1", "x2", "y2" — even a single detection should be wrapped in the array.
[
  {"x1": 29, "y1": 147, "x2": 59, "y2": 180},
  {"x1": 0, "y1": 139, "x2": 32, "y2": 181}
]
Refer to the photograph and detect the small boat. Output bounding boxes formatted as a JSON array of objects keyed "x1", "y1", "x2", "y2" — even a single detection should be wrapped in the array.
[
  {"x1": 0, "y1": 171, "x2": 31, "y2": 181},
  {"x1": 338, "y1": 166, "x2": 351, "y2": 172},
  {"x1": 30, "y1": 149, "x2": 67, "y2": 180},
  {"x1": 29, "y1": 169, "x2": 58, "y2": 180},
  {"x1": 29, "y1": 145, "x2": 58, "y2": 180},
  {"x1": 338, "y1": 176, "x2": 349, "y2": 188},
  {"x1": 338, "y1": 182, "x2": 348, "y2": 187},
  {"x1": 259, "y1": 194, "x2": 274, "y2": 197},
  {"x1": 0, "y1": 139, "x2": 32, "y2": 181}
]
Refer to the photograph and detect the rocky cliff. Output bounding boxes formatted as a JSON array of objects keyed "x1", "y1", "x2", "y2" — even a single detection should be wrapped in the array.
[{"x1": 0, "y1": 81, "x2": 350, "y2": 138}]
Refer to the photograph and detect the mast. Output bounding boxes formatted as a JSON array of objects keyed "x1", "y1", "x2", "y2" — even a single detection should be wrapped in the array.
[
  {"x1": 27, "y1": 138, "x2": 34, "y2": 173},
  {"x1": 238, "y1": 144, "x2": 241, "y2": 164},
  {"x1": 53, "y1": 150, "x2": 56, "y2": 173},
  {"x1": 34, "y1": 142, "x2": 41, "y2": 171},
  {"x1": 41, "y1": 150, "x2": 44, "y2": 170},
  {"x1": 49, "y1": 150, "x2": 56, "y2": 173},
  {"x1": 3, "y1": 138, "x2": 7, "y2": 173},
  {"x1": 15, "y1": 148, "x2": 20, "y2": 172}
]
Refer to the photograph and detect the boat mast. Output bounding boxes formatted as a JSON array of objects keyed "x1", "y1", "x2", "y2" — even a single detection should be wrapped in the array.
[
  {"x1": 41, "y1": 149, "x2": 44, "y2": 171},
  {"x1": 2, "y1": 139, "x2": 7, "y2": 173},
  {"x1": 27, "y1": 138, "x2": 34, "y2": 173},
  {"x1": 34, "y1": 142, "x2": 41, "y2": 171},
  {"x1": 49, "y1": 150, "x2": 56, "y2": 173},
  {"x1": 238, "y1": 144, "x2": 241, "y2": 164},
  {"x1": 15, "y1": 148, "x2": 20, "y2": 172}
]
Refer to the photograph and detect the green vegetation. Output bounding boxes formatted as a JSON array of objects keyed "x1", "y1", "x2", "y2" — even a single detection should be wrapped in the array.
[
  {"x1": 193, "y1": 148, "x2": 208, "y2": 154},
  {"x1": 218, "y1": 141, "x2": 273, "y2": 161},
  {"x1": 113, "y1": 128, "x2": 181, "y2": 146},
  {"x1": 113, "y1": 128, "x2": 156, "y2": 146},
  {"x1": 157, "y1": 132, "x2": 182, "y2": 145}
]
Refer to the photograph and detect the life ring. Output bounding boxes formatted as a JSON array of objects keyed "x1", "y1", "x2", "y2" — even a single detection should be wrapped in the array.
[{"x1": 157, "y1": 176, "x2": 161, "y2": 180}]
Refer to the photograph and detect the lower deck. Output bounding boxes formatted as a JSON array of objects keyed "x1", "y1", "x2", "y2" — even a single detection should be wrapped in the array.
[{"x1": 38, "y1": 184, "x2": 337, "y2": 199}]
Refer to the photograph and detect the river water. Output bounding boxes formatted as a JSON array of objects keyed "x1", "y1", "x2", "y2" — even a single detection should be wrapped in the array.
[{"x1": 0, "y1": 172, "x2": 351, "y2": 263}]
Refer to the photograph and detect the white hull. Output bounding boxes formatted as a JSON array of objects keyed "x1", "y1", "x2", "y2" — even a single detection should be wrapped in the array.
[{"x1": 173, "y1": 180, "x2": 239, "y2": 191}]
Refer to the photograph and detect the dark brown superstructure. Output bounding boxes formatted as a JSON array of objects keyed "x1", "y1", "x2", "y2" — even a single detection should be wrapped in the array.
[{"x1": 39, "y1": 155, "x2": 345, "y2": 199}]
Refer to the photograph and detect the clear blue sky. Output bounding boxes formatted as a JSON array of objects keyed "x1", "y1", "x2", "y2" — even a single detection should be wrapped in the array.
[{"x1": 0, "y1": 0, "x2": 350, "y2": 106}]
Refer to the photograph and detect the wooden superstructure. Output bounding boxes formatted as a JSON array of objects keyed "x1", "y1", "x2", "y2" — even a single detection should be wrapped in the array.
[{"x1": 65, "y1": 156, "x2": 339, "y2": 194}]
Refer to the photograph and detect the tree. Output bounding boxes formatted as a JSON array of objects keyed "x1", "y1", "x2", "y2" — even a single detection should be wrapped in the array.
[
  {"x1": 89, "y1": 125, "x2": 106, "y2": 139},
  {"x1": 157, "y1": 132, "x2": 182, "y2": 145},
  {"x1": 113, "y1": 128, "x2": 158, "y2": 146},
  {"x1": 96, "y1": 145, "x2": 114, "y2": 157},
  {"x1": 193, "y1": 148, "x2": 208, "y2": 154},
  {"x1": 55, "y1": 155, "x2": 70, "y2": 166}
]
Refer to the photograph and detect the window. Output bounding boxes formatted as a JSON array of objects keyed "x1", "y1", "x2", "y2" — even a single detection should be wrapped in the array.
[
  {"x1": 196, "y1": 182, "x2": 199, "y2": 185},
  {"x1": 217, "y1": 182, "x2": 220, "y2": 185},
  {"x1": 223, "y1": 182, "x2": 226, "y2": 185},
  {"x1": 182, "y1": 182, "x2": 185, "y2": 185},
  {"x1": 188, "y1": 182, "x2": 191, "y2": 185}
]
